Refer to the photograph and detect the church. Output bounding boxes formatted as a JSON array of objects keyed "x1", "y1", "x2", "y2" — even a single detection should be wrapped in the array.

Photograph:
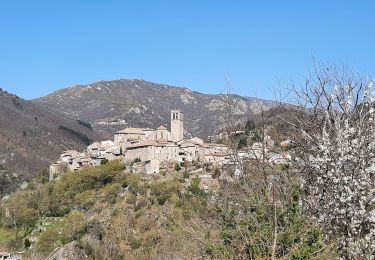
[
  {"x1": 50, "y1": 109, "x2": 231, "y2": 178},
  {"x1": 114, "y1": 109, "x2": 203, "y2": 164}
]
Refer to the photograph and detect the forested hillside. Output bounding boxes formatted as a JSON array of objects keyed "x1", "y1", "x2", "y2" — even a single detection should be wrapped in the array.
[{"x1": 0, "y1": 89, "x2": 102, "y2": 183}]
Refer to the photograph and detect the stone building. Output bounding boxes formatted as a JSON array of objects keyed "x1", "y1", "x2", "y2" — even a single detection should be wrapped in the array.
[
  {"x1": 171, "y1": 109, "x2": 184, "y2": 142},
  {"x1": 124, "y1": 140, "x2": 179, "y2": 163},
  {"x1": 145, "y1": 159, "x2": 160, "y2": 174},
  {"x1": 49, "y1": 141, "x2": 122, "y2": 180},
  {"x1": 114, "y1": 128, "x2": 155, "y2": 149},
  {"x1": 49, "y1": 109, "x2": 235, "y2": 179}
]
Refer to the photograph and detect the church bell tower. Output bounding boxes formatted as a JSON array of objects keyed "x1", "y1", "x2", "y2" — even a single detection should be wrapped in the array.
[{"x1": 171, "y1": 109, "x2": 184, "y2": 142}]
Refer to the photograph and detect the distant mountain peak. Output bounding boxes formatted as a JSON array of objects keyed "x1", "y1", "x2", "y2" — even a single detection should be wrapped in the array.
[{"x1": 34, "y1": 79, "x2": 276, "y2": 139}]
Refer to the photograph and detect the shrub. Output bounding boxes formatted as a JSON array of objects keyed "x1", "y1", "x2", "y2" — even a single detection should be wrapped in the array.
[
  {"x1": 280, "y1": 163, "x2": 290, "y2": 171},
  {"x1": 188, "y1": 176, "x2": 202, "y2": 195},
  {"x1": 213, "y1": 168, "x2": 221, "y2": 178},
  {"x1": 74, "y1": 190, "x2": 97, "y2": 209},
  {"x1": 126, "y1": 194, "x2": 137, "y2": 205},
  {"x1": 24, "y1": 238, "x2": 31, "y2": 249},
  {"x1": 99, "y1": 183, "x2": 121, "y2": 204},
  {"x1": 35, "y1": 228, "x2": 60, "y2": 256},
  {"x1": 123, "y1": 174, "x2": 141, "y2": 193},
  {"x1": 59, "y1": 211, "x2": 87, "y2": 243},
  {"x1": 36, "y1": 211, "x2": 87, "y2": 256},
  {"x1": 148, "y1": 180, "x2": 181, "y2": 205},
  {"x1": 4, "y1": 192, "x2": 39, "y2": 231},
  {"x1": 100, "y1": 158, "x2": 109, "y2": 165}
]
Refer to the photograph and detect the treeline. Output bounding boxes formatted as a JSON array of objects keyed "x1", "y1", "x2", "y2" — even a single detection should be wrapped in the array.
[{"x1": 58, "y1": 125, "x2": 92, "y2": 145}]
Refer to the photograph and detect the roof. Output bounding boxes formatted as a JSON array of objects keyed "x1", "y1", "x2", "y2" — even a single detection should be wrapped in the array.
[
  {"x1": 189, "y1": 137, "x2": 204, "y2": 144},
  {"x1": 115, "y1": 127, "x2": 154, "y2": 134},
  {"x1": 101, "y1": 140, "x2": 115, "y2": 145},
  {"x1": 127, "y1": 139, "x2": 176, "y2": 149},
  {"x1": 142, "y1": 128, "x2": 155, "y2": 131},
  {"x1": 105, "y1": 147, "x2": 120, "y2": 153},
  {"x1": 88, "y1": 143, "x2": 100, "y2": 149},
  {"x1": 154, "y1": 138, "x2": 171, "y2": 143},
  {"x1": 157, "y1": 125, "x2": 167, "y2": 130},
  {"x1": 179, "y1": 140, "x2": 199, "y2": 147},
  {"x1": 126, "y1": 141, "x2": 163, "y2": 149},
  {"x1": 127, "y1": 137, "x2": 142, "y2": 141}
]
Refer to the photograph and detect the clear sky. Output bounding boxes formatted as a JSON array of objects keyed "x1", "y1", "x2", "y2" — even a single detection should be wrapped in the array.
[{"x1": 0, "y1": 1, "x2": 374, "y2": 100}]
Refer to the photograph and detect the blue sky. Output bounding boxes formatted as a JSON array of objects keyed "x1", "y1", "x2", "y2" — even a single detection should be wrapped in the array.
[{"x1": 0, "y1": 1, "x2": 374, "y2": 100}]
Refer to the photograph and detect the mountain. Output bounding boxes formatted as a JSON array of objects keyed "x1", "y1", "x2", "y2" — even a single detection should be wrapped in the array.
[
  {"x1": 0, "y1": 88, "x2": 102, "y2": 180},
  {"x1": 34, "y1": 79, "x2": 275, "y2": 138}
]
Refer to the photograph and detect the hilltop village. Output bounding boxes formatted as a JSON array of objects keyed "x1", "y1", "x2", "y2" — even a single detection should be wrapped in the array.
[{"x1": 49, "y1": 109, "x2": 291, "y2": 181}]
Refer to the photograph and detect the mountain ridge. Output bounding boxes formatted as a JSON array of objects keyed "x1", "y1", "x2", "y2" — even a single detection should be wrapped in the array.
[{"x1": 34, "y1": 79, "x2": 276, "y2": 138}]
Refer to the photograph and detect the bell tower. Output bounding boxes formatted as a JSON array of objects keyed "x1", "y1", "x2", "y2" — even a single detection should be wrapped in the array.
[{"x1": 171, "y1": 109, "x2": 184, "y2": 142}]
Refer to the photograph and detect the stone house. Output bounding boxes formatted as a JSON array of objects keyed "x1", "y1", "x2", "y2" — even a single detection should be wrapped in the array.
[
  {"x1": 124, "y1": 140, "x2": 179, "y2": 163},
  {"x1": 114, "y1": 128, "x2": 156, "y2": 149},
  {"x1": 145, "y1": 159, "x2": 160, "y2": 174},
  {"x1": 49, "y1": 109, "x2": 234, "y2": 179},
  {"x1": 203, "y1": 152, "x2": 232, "y2": 166},
  {"x1": 87, "y1": 140, "x2": 118, "y2": 157}
]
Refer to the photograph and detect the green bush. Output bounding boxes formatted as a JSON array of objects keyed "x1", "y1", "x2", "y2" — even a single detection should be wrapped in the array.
[
  {"x1": 101, "y1": 158, "x2": 109, "y2": 165},
  {"x1": 4, "y1": 192, "x2": 39, "y2": 231},
  {"x1": 35, "y1": 228, "x2": 61, "y2": 256},
  {"x1": 122, "y1": 174, "x2": 141, "y2": 194},
  {"x1": 126, "y1": 194, "x2": 137, "y2": 205},
  {"x1": 183, "y1": 171, "x2": 190, "y2": 179},
  {"x1": 74, "y1": 190, "x2": 97, "y2": 209},
  {"x1": 188, "y1": 176, "x2": 202, "y2": 195},
  {"x1": 35, "y1": 211, "x2": 87, "y2": 256},
  {"x1": 24, "y1": 238, "x2": 31, "y2": 249},
  {"x1": 99, "y1": 183, "x2": 121, "y2": 204},
  {"x1": 148, "y1": 180, "x2": 181, "y2": 206}
]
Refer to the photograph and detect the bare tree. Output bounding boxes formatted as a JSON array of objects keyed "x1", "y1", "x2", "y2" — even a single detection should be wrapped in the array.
[
  {"x1": 209, "y1": 81, "x2": 326, "y2": 259},
  {"x1": 285, "y1": 64, "x2": 375, "y2": 258}
]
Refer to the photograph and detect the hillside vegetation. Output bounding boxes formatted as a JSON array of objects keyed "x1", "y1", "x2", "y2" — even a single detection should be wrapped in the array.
[
  {"x1": 0, "y1": 88, "x2": 102, "y2": 182},
  {"x1": 0, "y1": 160, "x2": 334, "y2": 259}
]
